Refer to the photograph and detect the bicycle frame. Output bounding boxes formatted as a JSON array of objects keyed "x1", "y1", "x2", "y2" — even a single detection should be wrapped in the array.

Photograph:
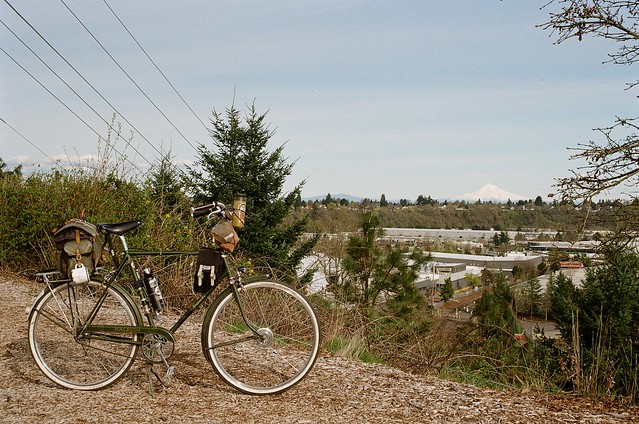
[{"x1": 58, "y1": 231, "x2": 268, "y2": 348}]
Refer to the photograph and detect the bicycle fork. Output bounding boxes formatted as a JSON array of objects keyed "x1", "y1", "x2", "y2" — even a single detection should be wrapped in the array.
[{"x1": 230, "y1": 280, "x2": 270, "y2": 343}]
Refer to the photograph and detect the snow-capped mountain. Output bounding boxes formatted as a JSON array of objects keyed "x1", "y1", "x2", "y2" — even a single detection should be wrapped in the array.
[{"x1": 457, "y1": 183, "x2": 527, "y2": 203}]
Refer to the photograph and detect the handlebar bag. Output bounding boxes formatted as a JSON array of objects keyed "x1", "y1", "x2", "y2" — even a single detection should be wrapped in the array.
[{"x1": 210, "y1": 218, "x2": 240, "y2": 252}]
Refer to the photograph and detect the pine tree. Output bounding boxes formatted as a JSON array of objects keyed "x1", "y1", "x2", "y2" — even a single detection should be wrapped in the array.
[
  {"x1": 547, "y1": 271, "x2": 576, "y2": 341},
  {"x1": 439, "y1": 277, "x2": 454, "y2": 302},
  {"x1": 475, "y1": 271, "x2": 521, "y2": 339},
  {"x1": 188, "y1": 105, "x2": 318, "y2": 285},
  {"x1": 522, "y1": 272, "x2": 542, "y2": 319},
  {"x1": 146, "y1": 153, "x2": 184, "y2": 213},
  {"x1": 337, "y1": 211, "x2": 427, "y2": 315}
]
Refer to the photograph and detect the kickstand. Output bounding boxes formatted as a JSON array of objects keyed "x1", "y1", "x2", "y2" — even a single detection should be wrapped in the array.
[
  {"x1": 145, "y1": 363, "x2": 157, "y2": 397},
  {"x1": 145, "y1": 361, "x2": 176, "y2": 396}
]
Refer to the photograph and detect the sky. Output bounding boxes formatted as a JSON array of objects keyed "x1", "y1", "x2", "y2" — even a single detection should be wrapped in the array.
[{"x1": 1, "y1": 1, "x2": 637, "y2": 201}]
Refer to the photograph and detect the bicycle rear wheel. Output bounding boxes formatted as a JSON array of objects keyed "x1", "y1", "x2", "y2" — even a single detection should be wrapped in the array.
[
  {"x1": 28, "y1": 281, "x2": 141, "y2": 390},
  {"x1": 202, "y1": 280, "x2": 320, "y2": 395}
]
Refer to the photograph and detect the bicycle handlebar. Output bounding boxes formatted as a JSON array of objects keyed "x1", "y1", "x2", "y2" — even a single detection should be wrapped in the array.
[{"x1": 190, "y1": 202, "x2": 226, "y2": 218}]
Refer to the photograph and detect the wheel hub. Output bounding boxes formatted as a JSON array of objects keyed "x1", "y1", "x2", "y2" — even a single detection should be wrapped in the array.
[{"x1": 256, "y1": 327, "x2": 274, "y2": 346}]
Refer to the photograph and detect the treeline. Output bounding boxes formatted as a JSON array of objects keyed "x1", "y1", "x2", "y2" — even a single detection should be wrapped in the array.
[{"x1": 293, "y1": 195, "x2": 620, "y2": 235}]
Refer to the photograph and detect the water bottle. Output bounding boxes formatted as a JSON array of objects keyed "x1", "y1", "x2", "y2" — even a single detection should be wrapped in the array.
[{"x1": 143, "y1": 268, "x2": 166, "y2": 313}]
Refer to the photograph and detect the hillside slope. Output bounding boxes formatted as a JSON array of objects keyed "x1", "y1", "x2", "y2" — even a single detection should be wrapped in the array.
[{"x1": 1, "y1": 274, "x2": 637, "y2": 423}]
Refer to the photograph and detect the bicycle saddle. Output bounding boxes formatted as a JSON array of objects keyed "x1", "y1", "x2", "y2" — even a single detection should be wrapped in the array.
[{"x1": 98, "y1": 220, "x2": 144, "y2": 235}]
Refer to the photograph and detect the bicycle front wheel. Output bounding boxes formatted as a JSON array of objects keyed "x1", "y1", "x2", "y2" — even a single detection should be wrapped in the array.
[
  {"x1": 28, "y1": 281, "x2": 141, "y2": 390},
  {"x1": 202, "y1": 280, "x2": 321, "y2": 395}
]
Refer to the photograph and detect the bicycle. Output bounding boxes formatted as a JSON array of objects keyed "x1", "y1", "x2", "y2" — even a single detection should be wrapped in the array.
[{"x1": 27, "y1": 201, "x2": 321, "y2": 395}]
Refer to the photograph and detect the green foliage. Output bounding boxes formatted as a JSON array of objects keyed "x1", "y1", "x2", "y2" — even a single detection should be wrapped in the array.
[
  {"x1": 0, "y1": 157, "x2": 22, "y2": 178},
  {"x1": 475, "y1": 271, "x2": 521, "y2": 340},
  {"x1": 0, "y1": 167, "x2": 150, "y2": 268},
  {"x1": 547, "y1": 244, "x2": 639, "y2": 400},
  {"x1": 338, "y1": 211, "x2": 385, "y2": 306},
  {"x1": 492, "y1": 230, "x2": 510, "y2": 247},
  {"x1": 577, "y1": 245, "x2": 639, "y2": 351},
  {"x1": 146, "y1": 152, "x2": 186, "y2": 214},
  {"x1": 465, "y1": 272, "x2": 481, "y2": 289},
  {"x1": 547, "y1": 272, "x2": 576, "y2": 341},
  {"x1": 188, "y1": 104, "x2": 318, "y2": 286},
  {"x1": 521, "y1": 272, "x2": 543, "y2": 319},
  {"x1": 290, "y1": 200, "x2": 614, "y2": 235},
  {"x1": 334, "y1": 211, "x2": 428, "y2": 315},
  {"x1": 439, "y1": 278, "x2": 454, "y2": 302}
]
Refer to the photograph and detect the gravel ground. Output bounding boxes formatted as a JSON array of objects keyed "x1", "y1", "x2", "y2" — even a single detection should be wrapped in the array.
[{"x1": 2, "y1": 273, "x2": 638, "y2": 423}]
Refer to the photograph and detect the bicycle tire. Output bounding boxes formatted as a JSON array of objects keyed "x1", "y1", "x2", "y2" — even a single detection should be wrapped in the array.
[
  {"x1": 28, "y1": 280, "x2": 141, "y2": 390},
  {"x1": 202, "y1": 279, "x2": 321, "y2": 395}
]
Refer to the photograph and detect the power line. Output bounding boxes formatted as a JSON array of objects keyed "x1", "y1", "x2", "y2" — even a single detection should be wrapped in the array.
[
  {"x1": 3, "y1": 0, "x2": 195, "y2": 183},
  {"x1": 59, "y1": 0, "x2": 200, "y2": 152},
  {"x1": 0, "y1": 116, "x2": 63, "y2": 170},
  {"x1": 0, "y1": 17, "x2": 134, "y2": 152},
  {"x1": 102, "y1": 0, "x2": 209, "y2": 132},
  {"x1": 0, "y1": 45, "x2": 152, "y2": 170},
  {"x1": 3, "y1": 0, "x2": 169, "y2": 166}
]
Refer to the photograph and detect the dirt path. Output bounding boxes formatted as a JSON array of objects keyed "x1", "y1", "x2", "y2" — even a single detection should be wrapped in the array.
[{"x1": 1, "y1": 274, "x2": 638, "y2": 423}]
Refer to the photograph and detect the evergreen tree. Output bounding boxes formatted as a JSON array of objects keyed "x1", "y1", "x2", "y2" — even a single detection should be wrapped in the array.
[
  {"x1": 341, "y1": 212, "x2": 384, "y2": 306},
  {"x1": 439, "y1": 277, "x2": 454, "y2": 302},
  {"x1": 338, "y1": 211, "x2": 427, "y2": 315},
  {"x1": 188, "y1": 105, "x2": 318, "y2": 285},
  {"x1": 547, "y1": 271, "x2": 576, "y2": 341},
  {"x1": 380, "y1": 193, "x2": 388, "y2": 207},
  {"x1": 294, "y1": 192, "x2": 304, "y2": 208},
  {"x1": 146, "y1": 153, "x2": 184, "y2": 213},
  {"x1": 475, "y1": 271, "x2": 521, "y2": 339},
  {"x1": 522, "y1": 272, "x2": 542, "y2": 319},
  {"x1": 576, "y1": 245, "x2": 639, "y2": 357},
  {"x1": 549, "y1": 244, "x2": 639, "y2": 398}
]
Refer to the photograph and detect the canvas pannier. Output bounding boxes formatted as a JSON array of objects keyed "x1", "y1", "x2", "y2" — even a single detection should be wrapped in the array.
[
  {"x1": 53, "y1": 218, "x2": 102, "y2": 282},
  {"x1": 193, "y1": 247, "x2": 226, "y2": 293}
]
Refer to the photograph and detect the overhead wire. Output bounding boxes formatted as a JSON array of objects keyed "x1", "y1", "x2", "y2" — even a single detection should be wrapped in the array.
[
  {"x1": 0, "y1": 45, "x2": 151, "y2": 170},
  {"x1": 0, "y1": 116, "x2": 64, "y2": 171},
  {"x1": 2, "y1": 0, "x2": 183, "y2": 174},
  {"x1": 59, "y1": 0, "x2": 200, "y2": 152},
  {"x1": 101, "y1": 0, "x2": 209, "y2": 133},
  {"x1": 0, "y1": 17, "x2": 139, "y2": 156},
  {"x1": 2, "y1": 0, "x2": 198, "y2": 183}
]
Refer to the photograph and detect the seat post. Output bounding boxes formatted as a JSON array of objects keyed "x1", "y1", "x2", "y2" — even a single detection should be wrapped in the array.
[{"x1": 118, "y1": 235, "x2": 129, "y2": 253}]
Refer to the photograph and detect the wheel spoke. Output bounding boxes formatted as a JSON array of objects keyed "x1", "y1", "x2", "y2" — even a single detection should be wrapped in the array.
[
  {"x1": 204, "y1": 280, "x2": 320, "y2": 394},
  {"x1": 28, "y1": 281, "x2": 140, "y2": 390}
]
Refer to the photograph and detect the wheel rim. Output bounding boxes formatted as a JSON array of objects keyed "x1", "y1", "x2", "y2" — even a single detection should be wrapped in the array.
[
  {"x1": 206, "y1": 281, "x2": 320, "y2": 394},
  {"x1": 28, "y1": 282, "x2": 139, "y2": 390}
]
